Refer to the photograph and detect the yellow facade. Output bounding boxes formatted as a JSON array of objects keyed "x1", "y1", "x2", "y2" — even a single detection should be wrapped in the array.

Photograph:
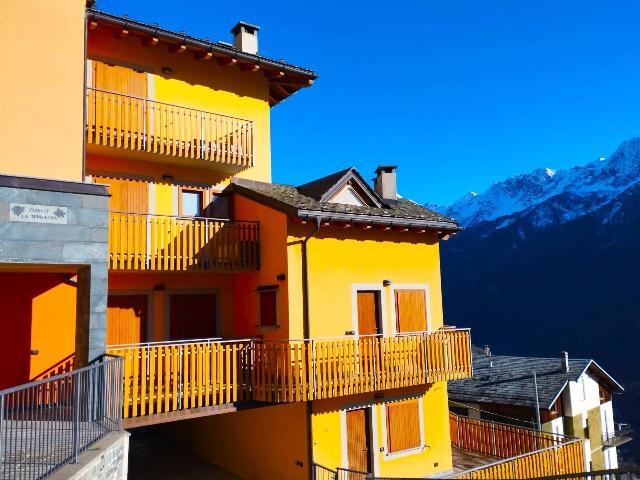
[{"x1": 0, "y1": 0, "x2": 86, "y2": 181}]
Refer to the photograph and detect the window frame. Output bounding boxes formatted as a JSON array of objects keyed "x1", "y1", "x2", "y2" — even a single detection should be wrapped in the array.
[
  {"x1": 381, "y1": 396, "x2": 425, "y2": 459},
  {"x1": 257, "y1": 286, "x2": 279, "y2": 330}
]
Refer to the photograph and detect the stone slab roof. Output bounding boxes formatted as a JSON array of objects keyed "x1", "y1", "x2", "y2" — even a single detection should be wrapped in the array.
[{"x1": 448, "y1": 354, "x2": 623, "y2": 410}]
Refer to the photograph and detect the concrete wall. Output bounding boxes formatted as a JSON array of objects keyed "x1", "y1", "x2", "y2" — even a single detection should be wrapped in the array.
[
  {"x1": 50, "y1": 432, "x2": 130, "y2": 480},
  {"x1": 0, "y1": 178, "x2": 110, "y2": 362},
  {"x1": 0, "y1": 0, "x2": 86, "y2": 181}
]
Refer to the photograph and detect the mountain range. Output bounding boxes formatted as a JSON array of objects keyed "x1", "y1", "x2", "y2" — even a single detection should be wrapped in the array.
[{"x1": 430, "y1": 137, "x2": 640, "y2": 463}]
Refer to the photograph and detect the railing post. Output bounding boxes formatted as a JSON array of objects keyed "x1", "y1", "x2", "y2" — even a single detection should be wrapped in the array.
[
  {"x1": 178, "y1": 345, "x2": 183, "y2": 410},
  {"x1": 72, "y1": 372, "x2": 82, "y2": 463},
  {"x1": 311, "y1": 339, "x2": 317, "y2": 400}
]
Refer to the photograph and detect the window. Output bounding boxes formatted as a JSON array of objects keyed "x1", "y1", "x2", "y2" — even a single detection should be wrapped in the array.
[
  {"x1": 258, "y1": 287, "x2": 278, "y2": 328},
  {"x1": 385, "y1": 399, "x2": 422, "y2": 454},
  {"x1": 181, "y1": 189, "x2": 203, "y2": 217}
]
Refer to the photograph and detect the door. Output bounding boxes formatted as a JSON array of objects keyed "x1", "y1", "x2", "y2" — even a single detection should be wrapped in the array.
[
  {"x1": 93, "y1": 175, "x2": 149, "y2": 214},
  {"x1": 394, "y1": 289, "x2": 428, "y2": 333},
  {"x1": 106, "y1": 295, "x2": 148, "y2": 346},
  {"x1": 357, "y1": 291, "x2": 381, "y2": 335},
  {"x1": 169, "y1": 293, "x2": 217, "y2": 340},
  {"x1": 346, "y1": 408, "x2": 372, "y2": 474}
]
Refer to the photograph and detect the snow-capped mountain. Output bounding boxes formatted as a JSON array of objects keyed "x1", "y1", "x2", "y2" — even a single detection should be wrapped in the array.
[{"x1": 433, "y1": 138, "x2": 640, "y2": 227}]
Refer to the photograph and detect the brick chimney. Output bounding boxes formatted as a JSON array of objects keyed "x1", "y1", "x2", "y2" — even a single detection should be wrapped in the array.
[
  {"x1": 231, "y1": 22, "x2": 260, "y2": 54},
  {"x1": 374, "y1": 165, "x2": 398, "y2": 203}
]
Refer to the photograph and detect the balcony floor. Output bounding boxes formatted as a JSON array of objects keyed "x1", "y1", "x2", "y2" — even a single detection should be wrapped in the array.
[{"x1": 450, "y1": 446, "x2": 496, "y2": 475}]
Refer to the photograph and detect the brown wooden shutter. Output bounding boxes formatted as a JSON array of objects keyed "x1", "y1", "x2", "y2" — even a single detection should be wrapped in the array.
[
  {"x1": 93, "y1": 61, "x2": 148, "y2": 97},
  {"x1": 346, "y1": 408, "x2": 371, "y2": 473},
  {"x1": 386, "y1": 399, "x2": 421, "y2": 453},
  {"x1": 394, "y1": 289, "x2": 427, "y2": 333},
  {"x1": 357, "y1": 291, "x2": 379, "y2": 335},
  {"x1": 259, "y1": 290, "x2": 277, "y2": 327},
  {"x1": 106, "y1": 295, "x2": 148, "y2": 345},
  {"x1": 93, "y1": 175, "x2": 149, "y2": 213}
]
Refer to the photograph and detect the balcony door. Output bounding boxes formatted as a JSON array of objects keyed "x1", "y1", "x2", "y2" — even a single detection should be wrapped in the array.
[
  {"x1": 346, "y1": 408, "x2": 372, "y2": 474},
  {"x1": 169, "y1": 293, "x2": 217, "y2": 341},
  {"x1": 92, "y1": 61, "x2": 148, "y2": 97},
  {"x1": 106, "y1": 294, "x2": 148, "y2": 346},
  {"x1": 394, "y1": 289, "x2": 428, "y2": 333},
  {"x1": 356, "y1": 291, "x2": 381, "y2": 335},
  {"x1": 94, "y1": 175, "x2": 149, "y2": 213}
]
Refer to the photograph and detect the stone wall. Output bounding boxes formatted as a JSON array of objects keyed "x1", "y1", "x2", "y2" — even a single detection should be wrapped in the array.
[
  {"x1": 0, "y1": 175, "x2": 110, "y2": 361},
  {"x1": 50, "y1": 431, "x2": 130, "y2": 480}
]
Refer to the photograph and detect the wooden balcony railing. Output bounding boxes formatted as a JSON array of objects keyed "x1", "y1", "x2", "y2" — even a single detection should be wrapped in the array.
[
  {"x1": 449, "y1": 413, "x2": 585, "y2": 479},
  {"x1": 105, "y1": 329, "x2": 472, "y2": 425},
  {"x1": 86, "y1": 88, "x2": 254, "y2": 167},
  {"x1": 108, "y1": 212, "x2": 260, "y2": 271},
  {"x1": 252, "y1": 329, "x2": 472, "y2": 402}
]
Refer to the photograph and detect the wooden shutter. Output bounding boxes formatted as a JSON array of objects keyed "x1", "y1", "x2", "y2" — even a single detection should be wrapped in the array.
[
  {"x1": 394, "y1": 289, "x2": 427, "y2": 333},
  {"x1": 346, "y1": 408, "x2": 371, "y2": 473},
  {"x1": 107, "y1": 295, "x2": 148, "y2": 345},
  {"x1": 357, "y1": 291, "x2": 379, "y2": 335},
  {"x1": 93, "y1": 175, "x2": 149, "y2": 213},
  {"x1": 169, "y1": 294, "x2": 217, "y2": 340},
  {"x1": 386, "y1": 399, "x2": 421, "y2": 453},
  {"x1": 93, "y1": 61, "x2": 148, "y2": 97},
  {"x1": 259, "y1": 290, "x2": 277, "y2": 327}
]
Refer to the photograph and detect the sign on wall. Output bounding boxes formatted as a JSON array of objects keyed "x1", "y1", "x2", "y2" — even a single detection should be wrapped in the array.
[{"x1": 9, "y1": 203, "x2": 68, "y2": 224}]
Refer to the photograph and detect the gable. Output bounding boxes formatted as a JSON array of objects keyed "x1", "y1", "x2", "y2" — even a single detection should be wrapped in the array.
[{"x1": 328, "y1": 183, "x2": 368, "y2": 206}]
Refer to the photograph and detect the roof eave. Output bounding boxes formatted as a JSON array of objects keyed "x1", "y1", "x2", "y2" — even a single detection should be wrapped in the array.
[{"x1": 297, "y1": 209, "x2": 460, "y2": 231}]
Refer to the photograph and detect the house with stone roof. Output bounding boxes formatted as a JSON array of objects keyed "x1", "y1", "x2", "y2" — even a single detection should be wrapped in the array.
[{"x1": 449, "y1": 350, "x2": 630, "y2": 472}]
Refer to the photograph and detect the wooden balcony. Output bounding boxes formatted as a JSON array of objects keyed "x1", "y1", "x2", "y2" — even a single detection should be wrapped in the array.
[
  {"x1": 108, "y1": 212, "x2": 260, "y2": 271},
  {"x1": 105, "y1": 329, "x2": 471, "y2": 427},
  {"x1": 86, "y1": 88, "x2": 254, "y2": 169},
  {"x1": 449, "y1": 413, "x2": 585, "y2": 479}
]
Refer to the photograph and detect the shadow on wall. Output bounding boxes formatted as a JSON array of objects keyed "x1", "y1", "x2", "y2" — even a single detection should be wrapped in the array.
[{"x1": 0, "y1": 272, "x2": 77, "y2": 390}]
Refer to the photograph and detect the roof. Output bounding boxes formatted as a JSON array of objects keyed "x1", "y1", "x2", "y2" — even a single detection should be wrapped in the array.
[
  {"x1": 297, "y1": 167, "x2": 383, "y2": 207},
  {"x1": 86, "y1": 9, "x2": 317, "y2": 106},
  {"x1": 448, "y1": 354, "x2": 624, "y2": 410},
  {"x1": 230, "y1": 168, "x2": 459, "y2": 231}
]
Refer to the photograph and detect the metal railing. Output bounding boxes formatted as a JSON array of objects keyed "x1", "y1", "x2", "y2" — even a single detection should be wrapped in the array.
[
  {"x1": 602, "y1": 425, "x2": 633, "y2": 448},
  {"x1": 86, "y1": 87, "x2": 254, "y2": 167},
  {"x1": 108, "y1": 211, "x2": 260, "y2": 272},
  {"x1": 0, "y1": 355, "x2": 123, "y2": 480}
]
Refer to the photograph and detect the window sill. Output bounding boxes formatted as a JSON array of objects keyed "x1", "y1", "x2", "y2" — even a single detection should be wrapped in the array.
[{"x1": 383, "y1": 445, "x2": 425, "y2": 460}]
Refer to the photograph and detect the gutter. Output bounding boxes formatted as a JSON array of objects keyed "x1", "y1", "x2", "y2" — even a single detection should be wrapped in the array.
[{"x1": 87, "y1": 9, "x2": 318, "y2": 80}]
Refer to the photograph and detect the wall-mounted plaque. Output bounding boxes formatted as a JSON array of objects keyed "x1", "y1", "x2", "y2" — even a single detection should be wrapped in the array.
[{"x1": 9, "y1": 203, "x2": 68, "y2": 224}]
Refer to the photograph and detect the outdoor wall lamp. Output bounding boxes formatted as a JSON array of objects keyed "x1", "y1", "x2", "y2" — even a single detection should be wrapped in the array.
[{"x1": 383, "y1": 279, "x2": 393, "y2": 287}]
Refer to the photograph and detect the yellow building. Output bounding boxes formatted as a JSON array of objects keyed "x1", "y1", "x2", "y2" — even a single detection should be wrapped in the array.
[{"x1": 0, "y1": 2, "x2": 479, "y2": 479}]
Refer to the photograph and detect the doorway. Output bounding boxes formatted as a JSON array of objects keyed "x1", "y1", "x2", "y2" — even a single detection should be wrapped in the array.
[
  {"x1": 346, "y1": 408, "x2": 373, "y2": 474},
  {"x1": 168, "y1": 293, "x2": 217, "y2": 341},
  {"x1": 106, "y1": 294, "x2": 149, "y2": 346}
]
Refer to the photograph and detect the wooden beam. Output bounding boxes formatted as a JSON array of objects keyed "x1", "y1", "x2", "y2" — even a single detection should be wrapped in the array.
[
  {"x1": 194, "y1": 50, "x2": 213, "y2": 61},
  {"x1": 264, "y1": 70, "x2": 285, "y2": 79},
  {"x1": 113, "y1": 27, "x2": 128, "y2": 39},
  {"x1": 218, "y1": 57, "x2": 238, "y2": 67},
  {"x1": 142, "y1": 36, "x2": 159, "y2": 47},
  {"x1": 240, "y1": 63, "x2": 260, "y2": 73},
  {"x1": 273, "y1": 84, "x2": 291, "y2": 98},
  {"x1": 169, "y1": 43, "x2": 187, "y2": 54}
]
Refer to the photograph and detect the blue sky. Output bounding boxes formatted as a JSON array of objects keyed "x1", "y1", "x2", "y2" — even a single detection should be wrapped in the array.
[{"x1": 97, "y1": 0, "x2": 640, "y2": 204}]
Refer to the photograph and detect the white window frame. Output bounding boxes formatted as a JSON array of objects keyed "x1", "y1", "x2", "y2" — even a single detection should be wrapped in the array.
[
  {"x1": 380, "y1": 393, "x2": 426, "y2": 460},
  {"x1": 389, "y1": 284, "x2": 431, "y2": 335},
  {"x1": 351, "y1": 284, "x2": 387, "y2": 336}
]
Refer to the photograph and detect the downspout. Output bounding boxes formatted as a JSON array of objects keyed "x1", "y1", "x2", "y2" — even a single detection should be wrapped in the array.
[
  {"x1": 301, "y1": 216, "x2": 321, "y2": 479},
  {"x1": 82, "y1": 6, "x2": 89, "y2": 181},
  {"x1": 302, "y1": 216, "x2": 321, "y2": 339}
]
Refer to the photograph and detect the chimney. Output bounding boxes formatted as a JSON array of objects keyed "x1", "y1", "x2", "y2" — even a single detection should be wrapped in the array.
[
  {"x1": 483, "y1": 345, "x2": 491, "y2": 356},
  {"x1": 231, "y1": 22, "x2": 260, "y2": 55},
  {"x1": 561, "y1": 351, "x2": 569, "y2": 373},
  {"x1": 374, "y1": 165, "x2": 398, "y2": 202}
]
